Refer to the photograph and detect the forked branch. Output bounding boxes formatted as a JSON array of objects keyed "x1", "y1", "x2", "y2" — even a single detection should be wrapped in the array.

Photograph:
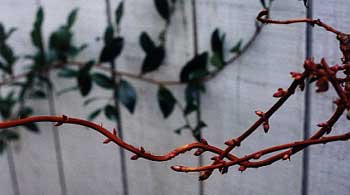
[{"x1": 0, "y1": 8, "x2": 350, "y2": 181}]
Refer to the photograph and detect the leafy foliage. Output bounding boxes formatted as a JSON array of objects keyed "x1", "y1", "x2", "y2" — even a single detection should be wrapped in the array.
[
  {"x1": 180, "y1": 52, "x2": 209, "y2": 83},
  {"x1": 117, "y1": 79, "x2": 137, "y2": 114},
  {"x1": 157, "y1": 86, "x2": 176, "y2": 118},
  {"x1": 154, "y1": 0, "x2": 170, "y2": 22},
  {"x1": 139, "y1": 32, "x2": 166, "y2": 74}
]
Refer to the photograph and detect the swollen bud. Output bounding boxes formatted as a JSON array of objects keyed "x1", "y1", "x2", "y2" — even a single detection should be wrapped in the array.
[
  {"x1": 253, "y1": 152, "x2": 262, "y2": 159},
  {"x1": 282, "y1": 154, "x2": 290, "y2": 161},
  {"x1": 263, "y1": 122, "x2": 270, "y2": 133},
  {"x1": 273, "y1": 88, "x2": 287, "y2": 98},
  {"x1": 290, "y1": 72, "x2": 303, "y2": 80}
]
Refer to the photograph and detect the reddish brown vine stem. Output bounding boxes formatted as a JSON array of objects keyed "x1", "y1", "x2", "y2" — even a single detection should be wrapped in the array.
[
  {"x1": 256, "y1": 9, "x2": 343, "y2": 35},
  {"x1": 0, "y1": 8, "x2": 350, "y2": 181},
  {"x1": 0, "y1": 14, "x2": 266, "y2": 88},
  {"x1": 0, "y1": 115, "x2": 244, "y2": 163}
]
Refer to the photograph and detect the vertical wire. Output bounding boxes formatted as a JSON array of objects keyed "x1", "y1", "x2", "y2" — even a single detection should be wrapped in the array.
[
  {"x1": 34, "y1": 0, "x2": 67, "y2": 194},
  {"x1": 0, "y1": 83, "x2": 20, "y2": 195},
  {"x1": 302, "y1": 0, "x2": 313, "y2": 195},
  {"x1": 105, "y1": 1, "x2": 129, "y2": 195},
  {"x1": 7, "y1": 145, "x2": 20, "y2": 195},
  {"x1": 47, "y1": 86, "x2": 67, "y2": 195},
  {"x1": 190, "y1": 1, "x2": 204, "y2": 195}
]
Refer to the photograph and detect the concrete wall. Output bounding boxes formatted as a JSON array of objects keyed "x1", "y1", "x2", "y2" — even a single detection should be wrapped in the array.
[{"x1": 0, "y1": 0, "x2": 349, "y2": 195}]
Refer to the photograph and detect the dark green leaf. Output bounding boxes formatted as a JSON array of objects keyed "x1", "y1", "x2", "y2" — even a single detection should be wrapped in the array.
[
  {"x1": 57, "y1": 68, "x2": 78, "y2": 78},
  {"x1": 92, "y1": 73, "x2": 114, "y2": 89},
  {"x1": 192, "y1": 121, "x2": 207, "y2": 141},
  {"x1": 184, "y1": 103, "x2": 197, "y2": 115},
  {"x1": 67, "y1": 8, "x2": 79, "y2": 29},
  {"x1": 183, "y1": 82, "x2": 205, "y2": 115},
  {"x1": 141, "y1": 46, "x2": 165, "y2": 74},
  {"x1": 260, "y1": 0, "x2": 267, "y2": 8},
  {"x1": 211, "y1": 28, "x2": 225, "y2": 63},
  {"x1": 139, "y1": 32, "x2": 156, "y2": 53},
  {"x1": 117, "y1": 79, "x2": 137, "y2": 113},
  {"x1": 0, "y1": 140, "x2": 6, "y2": 154},
  {"x1": 303, "y1": 0, "x2": 308, "y2": 7},
  {"x1": 180, "y1": 52, "x2": 209, "y2": 82},
  {"x1": 154, "y1": 0, "x2": 170, "y2": 21},
  {"x1": 49, "y1": 27, "x2": 72, "y2": 54},
  {"x1": 99, "y1": 37, "x2": 124, "y2": 62},
  {"x1": 18, "y1": 107, "x2": 33, "y2": 118},
  {"x1": 0, "y1": 43, "x2": 16, "y2": 67},
  {"x1": 0, "y1": 130, "x2": 19, "y2": 141},
  {"x1": 24, "y1": 123, "x2": 40, "y2": 133},
  {"x1": 115, "y1": 1, "x2": 124, "y2": 26},
  {"x1": 104, "y1": 105, "x2": 118, "y2": 120},
  {"x1": 103, "y1": 25, "x2": 114, "y2": 45},
  {"x1": 230, "y1": 39, "x2": 242, "y2": 53},
  {"x1": 210, "y1": 52, "x2": 224, "y2": 69},
  {"x1": 77, "y1": 71, "x2": 92, "y2": 96},
  {"x1": 88, "y1": 108, "x2": 102, "y2": 120},
  {"x1": 81, "y1": 60, "x2": 95, "y2": 73},
  {"x1": 30, "y1": 89, "x2": 47, "y2": 99},
  {"x1": 0, "y1": 23, "x2": 5, "y2": 41},
  {"x1": 31, "y1": 7, "x2": 44, "y2": 50},
  {"x1": 157, "y1": 86, "x2": 176, "y2": 118}
]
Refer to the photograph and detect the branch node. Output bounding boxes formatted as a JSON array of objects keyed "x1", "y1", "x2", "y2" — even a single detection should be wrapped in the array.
[
  {"x1": 130, "y1": 154, "x2": 139, "y2": 160},
  {"x1": 290, "y1": 72, "x2": 303, "y2": 80},
  {"x1": 263, "y1": 121, "x2": 270, "y2": 133},
  {"x1": 253, "y1": 152, "x2": 262, "y2": 159},
  {"x1": 273, "y1": 88, "x2": 288, "y2": 98},
  {"x1": 113, "y1": 128, "x2": 117, "y2": 136},
  {"x1": 238, "y1": 166, "x2": 246, "y2": 172},
  {"x1": 200, "y1": 138, "x2": 208, "y2": 145},
  {"x1": 103, "y1": 138, "x2": 112, "y2": 144},
  {"x1": 194, "y1": 148, "x2": 204, "y2": 156},
  {"x1": 140, "y1": 146, "x2": 145, "y2": 153},
  {"x1": 224, "y1": 139, "x2": 240, "y2": 147}
]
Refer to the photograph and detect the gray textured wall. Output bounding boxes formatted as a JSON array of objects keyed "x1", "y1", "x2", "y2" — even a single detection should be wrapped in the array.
[{"x1": 0, "y1": 0, "x2": 349, "y2": 195}]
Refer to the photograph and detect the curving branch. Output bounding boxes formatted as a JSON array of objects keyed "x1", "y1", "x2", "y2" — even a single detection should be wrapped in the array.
[
  {"x1": 1, "y1": 6, "x2": 350, "y2": 183},
  {"x1": 256, "y1": 9, "x2": 344, "y2": 35}
]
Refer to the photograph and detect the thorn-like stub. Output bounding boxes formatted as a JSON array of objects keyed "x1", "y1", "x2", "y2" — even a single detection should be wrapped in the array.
[
  {"x1": 194, "y1": 149, "x2": 204, "y2": 156},
  {"x1": 263, "y1": 122, "x2": 270, "y2": 133},
  {"x1": 54, "y1": 122, "x2": 63, "y2": 127},
  {"x1": 304, "y1": 59, "x2": 316, "y2": 70},
  {"x1": 282, "y1": 154, "x2": 290, "y2": 160},
  {"x1": 140, "y1": 146, "x2": 145, "y2": 153},
  {"x1": 62, "y1": 115, "x2": 68, "y2": 121},
  {"x1": 273, "y1": 88, "x2": 287, "y2": 98},
  {"x1": 224, "y1": 139, "x2": 235, "y2": 146},
  {"x1": 253, "y1": 152, "x2": 262, "y2": 159},
  {"x1": 171, "y1": 165, "x2": 184, "y2": 171},
  {"x1": 130, "y1": 154, "x2": 139, "y2": 160},
  {"x1": 113, "y1": 128, "x2": 117, "y2": 136},
  {"x1": 103, "y1": 138, "x2": 112, "y2": 144},
  {"x1": 199, "y1": 170, "x2": 212, "y2": 181},
  {"x1": 220, "y1": 166, "x2": 229, "y2": 175},
  {"x1": 200, "y1": 138, "x2": 208, "y2": 145},
  {"x1": 238, "y1": 166, "x2": 246, "y2": 172},
  {"x1": 255, "y1": 110, "x2": 265, "y2": 117},
  {"x1": 290, "y1": 72, "x2": 303, "y2": 80}
]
